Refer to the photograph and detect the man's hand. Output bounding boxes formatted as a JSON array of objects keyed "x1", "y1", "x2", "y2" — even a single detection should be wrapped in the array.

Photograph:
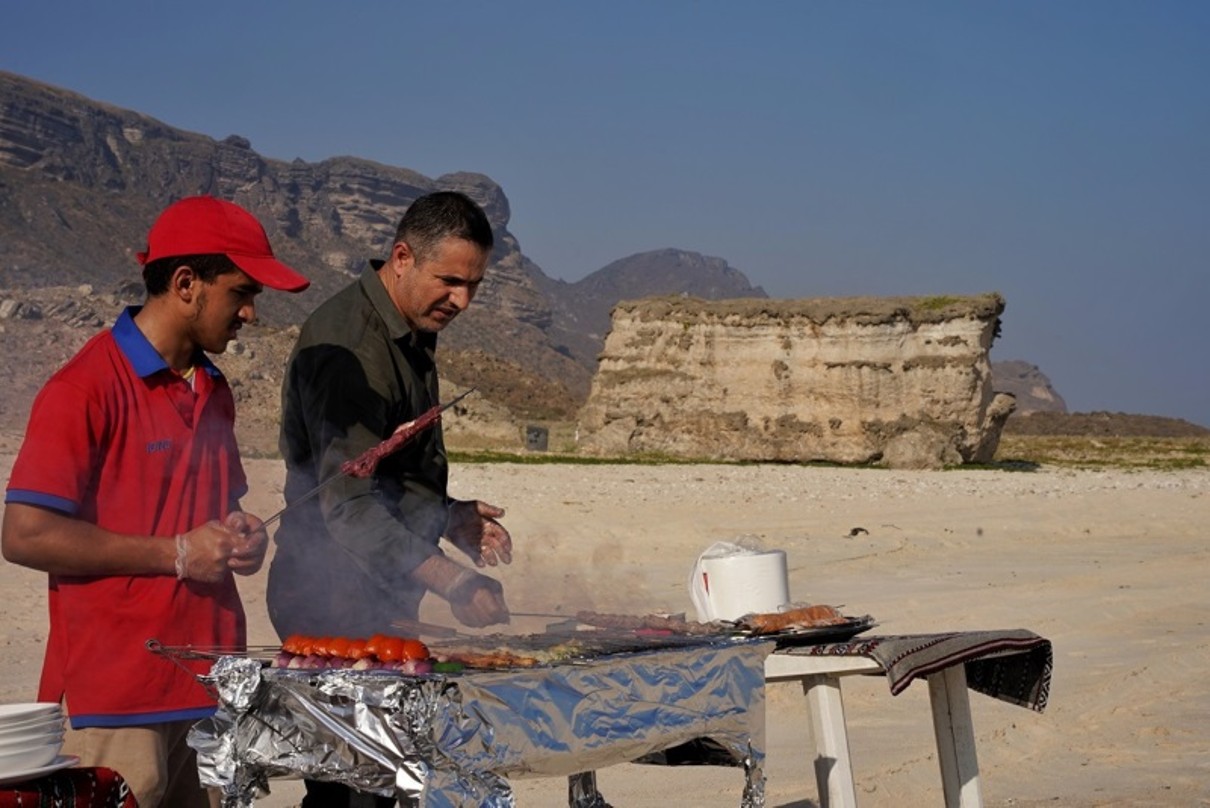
[
  {"x1": 445, "y1": 499, "x2": 513, "y2": 567},
  {"x1": 176, "y1": 521, "x2": 240, "y2": 583},
  {"x1": 224, "y1": 511, "x2": 269, "y2": 576},
  {"x1": 412, "y1": 554, "x2": 510, "y2": 628},
  {"x1": 448, "y1": 572, "x2": 510, "y2": 628}
]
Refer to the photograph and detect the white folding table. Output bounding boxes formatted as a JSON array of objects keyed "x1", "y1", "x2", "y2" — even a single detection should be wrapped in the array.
[{"x1": 765, "y1": 651, "x2": 984, "y2": 808}]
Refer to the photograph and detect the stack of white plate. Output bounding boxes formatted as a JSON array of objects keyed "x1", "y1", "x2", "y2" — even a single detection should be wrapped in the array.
[{"x1": 0, "y1": 703, "x2": 76, "y2": 783}]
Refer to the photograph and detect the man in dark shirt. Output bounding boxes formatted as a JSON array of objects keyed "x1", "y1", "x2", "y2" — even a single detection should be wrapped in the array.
[{"x1": 269, "y1": 191, "x2": 511, "y2": 643}]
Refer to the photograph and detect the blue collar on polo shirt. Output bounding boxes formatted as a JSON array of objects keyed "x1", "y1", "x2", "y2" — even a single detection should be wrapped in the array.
[{"x1": 112, "y1": 306, "x2": 221, "y2": 379}]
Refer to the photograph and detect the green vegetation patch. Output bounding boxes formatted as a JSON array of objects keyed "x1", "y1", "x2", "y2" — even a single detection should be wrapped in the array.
[
  {"x1": 448, "y1": 449, "x2": 745, "y2": 466},
  {"x1": 995, "y1": 435, "x2": 1209, "y2": 469}
]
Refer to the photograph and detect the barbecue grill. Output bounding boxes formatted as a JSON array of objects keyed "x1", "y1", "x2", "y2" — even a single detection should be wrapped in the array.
[{"x1": 167, "y1": 634, "x2": 776, "y2": 808}]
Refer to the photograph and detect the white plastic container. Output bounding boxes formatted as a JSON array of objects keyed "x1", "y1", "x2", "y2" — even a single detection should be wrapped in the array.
[{"x1": 689, "y1": 541, "x2": 791, "y2": 621}]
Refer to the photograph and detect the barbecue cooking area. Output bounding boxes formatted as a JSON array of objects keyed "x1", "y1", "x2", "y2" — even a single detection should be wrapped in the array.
[
  {"x1": 150, "y1": 602, "x2": 1050, "y2": 808},
  {"x1": 165, "y1": 608, "x2": 846, "y2": 807}
]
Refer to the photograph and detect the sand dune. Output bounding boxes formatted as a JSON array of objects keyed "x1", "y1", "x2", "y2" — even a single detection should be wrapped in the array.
[{"x1": 2, "y1": 457, "x2": 1207, "y2": 806}]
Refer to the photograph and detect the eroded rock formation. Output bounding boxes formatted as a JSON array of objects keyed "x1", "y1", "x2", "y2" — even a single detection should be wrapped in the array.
[{"x1": 576, "y1": 293, "x2": 1016, "y2": 468}]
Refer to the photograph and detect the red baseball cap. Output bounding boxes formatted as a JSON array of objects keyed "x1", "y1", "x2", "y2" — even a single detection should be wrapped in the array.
[{"x1": 136, "y1": 196, "x2": 310, "y2": 292}]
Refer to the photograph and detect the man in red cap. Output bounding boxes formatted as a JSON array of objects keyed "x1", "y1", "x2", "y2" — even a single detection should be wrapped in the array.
[{"x1": 2, "y1": 196, "x2": 309, "y2": 807}]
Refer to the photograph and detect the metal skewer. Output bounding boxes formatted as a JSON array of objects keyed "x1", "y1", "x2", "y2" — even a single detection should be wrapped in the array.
[
  {"x1": 260, "y1": 388, "x2": 476, "y2": 531},
  {"x1": 390, "y1": 617, "x2": 474, "y2": 639}
]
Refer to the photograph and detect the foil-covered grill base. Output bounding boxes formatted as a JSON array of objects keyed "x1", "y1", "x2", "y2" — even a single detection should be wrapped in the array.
[{"x1": 190, "y1": 639, "x2": 775, "y2": 807}]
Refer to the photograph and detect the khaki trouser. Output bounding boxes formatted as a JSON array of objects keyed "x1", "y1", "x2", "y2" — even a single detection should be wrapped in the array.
[{"x1": 61, "y1": 720, "x2": 220, "y2": 808}]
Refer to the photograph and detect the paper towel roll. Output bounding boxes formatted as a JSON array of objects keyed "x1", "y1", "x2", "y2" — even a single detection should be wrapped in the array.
[{"x1": 700, "y1": 550, "x2": 790, "y2": 621}]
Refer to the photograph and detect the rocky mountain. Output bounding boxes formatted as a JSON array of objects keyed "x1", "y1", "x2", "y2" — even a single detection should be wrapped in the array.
[
  {"x1": 6, "y1": 70, "x2": 1110, "y2": 450},
  {"x1": 0, "y1": 70, "x2": 767, "y2": 412},
  {"x1": 989, "y1": 360, "x2": 1067, "y2": 414},
  {"x1": 0, "y1": 72, "x2": 552, "y2": 336},
  {"x1": 536, "y1": 248, "x2": 768, "y2": 370}
]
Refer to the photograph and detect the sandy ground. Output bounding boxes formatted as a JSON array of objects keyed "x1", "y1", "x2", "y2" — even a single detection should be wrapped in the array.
[{"x1": 1, "y1": 457, "x2": 1208, "y2": 807}]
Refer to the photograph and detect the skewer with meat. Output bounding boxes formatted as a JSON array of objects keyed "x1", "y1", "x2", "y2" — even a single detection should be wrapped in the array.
[
  {"x1": 437, "y1": 649, "x2": 542, "y2": 669},
  {"x1": 260, "y1": 389, "x2": 476, "y2": 531},
  {"x1": 573, "y1": 610, "x2": 721, "y2": 635},
  {"x1": 341, "y1": 389, "x2": 472, "y2": 478}
]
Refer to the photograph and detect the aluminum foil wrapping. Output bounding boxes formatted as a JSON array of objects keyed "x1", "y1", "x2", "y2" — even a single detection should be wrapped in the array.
[{"x1": 190, "y1": 639, "x2": 775, "y2": 807}]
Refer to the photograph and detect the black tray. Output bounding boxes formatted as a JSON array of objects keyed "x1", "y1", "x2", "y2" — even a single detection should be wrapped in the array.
[{"x1": 761, "y1": 615, "x2": 877, "y2": 646}]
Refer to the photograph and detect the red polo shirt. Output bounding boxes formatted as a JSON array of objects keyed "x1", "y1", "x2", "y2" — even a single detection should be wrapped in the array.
[{"x1": 5, "y1": 308, "x2": 248, "y2": 728}]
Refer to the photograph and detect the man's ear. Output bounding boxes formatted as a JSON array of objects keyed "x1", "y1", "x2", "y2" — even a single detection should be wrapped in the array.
[
  {"x1": 390, "y1": 241, "x2": 415, "y2": 274},
  {"x1": 170, "y1": 264, "x2": 198, "y2": 303}
]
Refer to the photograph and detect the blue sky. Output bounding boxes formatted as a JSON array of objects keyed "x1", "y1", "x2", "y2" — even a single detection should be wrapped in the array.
[{"x1": 4, "y1": 1, "x2": 1208, "y2": 424}]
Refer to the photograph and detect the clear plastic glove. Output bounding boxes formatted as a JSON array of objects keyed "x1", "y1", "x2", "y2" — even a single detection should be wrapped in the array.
[
  {"x1": 175, "y1": 520, "x2": 240, "y2": 583},
  {"x1": 224, "y1": 510, "x2": 268, "y2": 576},
  {"x1": 445, "y1": 500, "x2": 513, "y2": 568}
]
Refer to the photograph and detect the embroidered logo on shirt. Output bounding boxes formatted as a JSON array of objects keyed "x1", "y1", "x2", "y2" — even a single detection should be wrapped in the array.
[{"x1": 146, "y1": 439, "x2": 173, "y2": 454}]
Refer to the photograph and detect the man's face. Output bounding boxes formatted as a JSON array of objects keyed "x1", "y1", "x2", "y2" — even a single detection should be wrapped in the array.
[
  {"x1": 189, "y1": 268, "x2": 262, "y2": 353},
  {"x1": 392, "y1": 236, "x2": 488, "y2": 333}
]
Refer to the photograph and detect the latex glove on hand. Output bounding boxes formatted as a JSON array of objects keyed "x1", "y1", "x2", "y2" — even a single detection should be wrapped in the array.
[
  {"x1": 445, "y1": 499, "x2": 513, "y2": 568},
  {"x1": 224, "y1": 510, "x2": 268, "y2": 576},
  {"x1": 175, "y1": 520, "x2": 241, "y2": 583}
]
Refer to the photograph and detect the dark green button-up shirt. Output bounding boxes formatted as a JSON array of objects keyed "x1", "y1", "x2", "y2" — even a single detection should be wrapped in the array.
[{"x1": 269, "y1": 262, "x2": 451, "y2": 636}]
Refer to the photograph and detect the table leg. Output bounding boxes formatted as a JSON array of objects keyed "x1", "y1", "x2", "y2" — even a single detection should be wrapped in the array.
[
  {"x1": 927, "y1": 665, "x2": 983, "y2": 808},
  {"x1": 567, "y1": 770, "x2": 611, "y2": 807},
  {"x1": 802, "y1": 674, "x2": 859, "y2": 808}
]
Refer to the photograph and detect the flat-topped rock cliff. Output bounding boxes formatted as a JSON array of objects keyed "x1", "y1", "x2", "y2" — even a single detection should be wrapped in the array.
[{"x1": 576, "y1": 293, "x2": 1015, "y2": 468}]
